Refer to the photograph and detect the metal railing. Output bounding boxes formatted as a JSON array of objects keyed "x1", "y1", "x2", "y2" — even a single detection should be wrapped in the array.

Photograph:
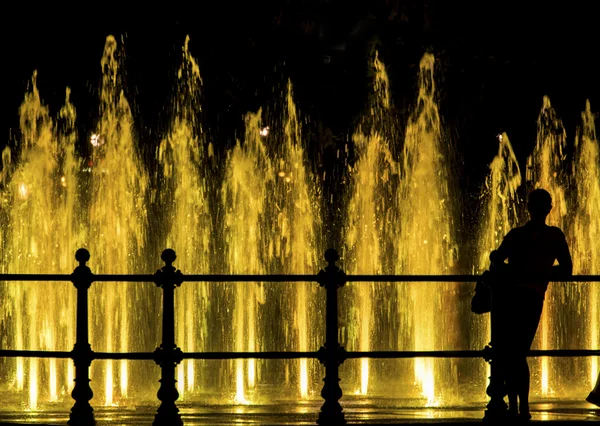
[{"x1": 0, "y1": 247, "x2": 598, "y2": 425}]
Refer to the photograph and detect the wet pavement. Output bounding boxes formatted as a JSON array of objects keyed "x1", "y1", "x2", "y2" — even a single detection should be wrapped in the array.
[{"x1": 0, "y1": 399, "x2": 598, "y2": 425}]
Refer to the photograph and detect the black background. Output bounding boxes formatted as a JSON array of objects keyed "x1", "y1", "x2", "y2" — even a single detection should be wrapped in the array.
[{"x1": 2, "y1": 1, "x2": 598, "y2": 184}]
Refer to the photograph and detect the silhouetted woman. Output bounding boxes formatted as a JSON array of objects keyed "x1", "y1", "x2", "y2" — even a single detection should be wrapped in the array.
[{"x1": 489, "y1": 188, "x2": 572, "y2": 420}]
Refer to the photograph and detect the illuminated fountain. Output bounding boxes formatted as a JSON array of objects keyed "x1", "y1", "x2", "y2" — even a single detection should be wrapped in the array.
[
  {"x1": 526, "y1": 96, "x2": 570, "y2": 397},
  {"x1": 570, "y1": 100, "x2": 599, "y2": 389},
  {"x1": 344, "y1": 52, "x2": 458, "y2": 404},
  {"x1": 276, "y1": 82, "x2": 324, "y2": 399},
  {"x1": 157, "y1": 36, "x2": 213, "y2": 399},
  {"x1": 1, "y1": 73, "x2": 82, "y2": 408},
  {"x1": 221, "y1": 110, "x2": 267, "y2": 403},
  {"x1": 86, "y1": 35, "x2": 151, "y2": 405},
  {"x1": 477, "y1": 133, "x2": 522, "y2": 271},
  {"x1": 344, "y1": 51, "x2": 398, "y2": 395},
  {"x1": 395, "y1": 53, "x2": 459, "y2": 405},
  {"x1": 221, "y1": 81, "x2": 322, "y2": 402},
  {"x1": 474, "y1": 132, "x2": 522, "y2": 392}
]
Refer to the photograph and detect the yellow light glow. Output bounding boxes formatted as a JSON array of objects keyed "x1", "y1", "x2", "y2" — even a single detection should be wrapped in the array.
[
  {"x1": 120, "y1": 360, "x2": 127, "y2": 399},
  {"x1": 360, "y1": 358, "x2": 369, "y2": 395},
  {"x1": 18, "y1": 182, "x2": 28, "y2": 199},
  {"x1": 29, "y1": 358, "x2": 38, "y2": 410},
  {"x1": 177, "y1": 365, "x2": 184, "y2": 398},
  {"x1": 90, "y1": 133, "x2": 103, "y2": 147},
  {"x1": 105, "y1": 361, "x2": 113, "y2": 406},
  {"x1": 235, "y1": 359, "x2": 247, "y2": 404},
  {"x1": 49, "y1": 358, "x2": 57, "y2": 401}
]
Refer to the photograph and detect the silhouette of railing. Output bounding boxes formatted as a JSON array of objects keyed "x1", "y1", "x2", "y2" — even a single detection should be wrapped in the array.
[{"x1": 0, "y1": 248, "x2": 599, "y2": 426}]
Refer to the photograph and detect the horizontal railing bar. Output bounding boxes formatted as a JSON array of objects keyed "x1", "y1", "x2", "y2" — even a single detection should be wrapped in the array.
[
  {"x1": 93, "y1": 352, "x2": 156, "y2": 360},
  {"x1": 0, "y1": 350, "x2": 155, "y2": 360},
  {"x1": 0, "y1": 274, "x2": 72, "y2": 282},
  {"x1": 183, "y1": 351, "x2": 319, "y2": 359},
  {"x1": 348, "y1": 275, "x2": 480, "y2": 282},
  {"x1": 183, "y1": 274, "x2": 317, "y2": 282},
  {"x1": 344, "y1": 274, "x2": 600, "y2": 282},
  {"x1": 346, "y1": 350, "x2": 483, "y2": 358},
  {"x1": 0, "y1": 274, "x2": 156, "y2": 282},
  {"x1": 1, "y1": 273, "x2": 598, "y2": 283},
  {"x1": 528, "y1": 349, "x2": 600, "y2": 357},
  {"x1": 347, "y1": 349, "x2": 600, "y2": 358},
  {"x1": 175, "y1": 274, "x2": 600, "y2": 283},
  {"x1": 0, "y1": 350, "x2": 72, "y2": 358},
  {"x1": 85, "y1": 274, "x2": 156, "y2": 282}
]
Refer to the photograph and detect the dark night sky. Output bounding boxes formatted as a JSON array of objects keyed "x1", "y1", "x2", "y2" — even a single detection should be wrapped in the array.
[{"x1": 2, "y1": 1, "x2": 598, "y2": 188}]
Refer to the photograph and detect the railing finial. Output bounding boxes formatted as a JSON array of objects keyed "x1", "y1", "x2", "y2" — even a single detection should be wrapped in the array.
[
  {"x1": 161, "y1": 248, "x2": 176, "y2": 267},
  {"x1": 324, "y1": 248, "x2": 339, "y2": 265},
  {"x1": 75, "y1": 248, "x2": 90, "y2": 266}
]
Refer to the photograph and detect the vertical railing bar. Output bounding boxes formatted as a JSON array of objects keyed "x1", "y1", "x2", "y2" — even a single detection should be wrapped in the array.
[
  {"x1": 68, "y1": 248, "x2": 96, "y2": 426},
  {"x1": 153, "y1": 249, "x2": 184, "y2": 426},
  {"x1": 317, "y1": 249, "x2": 347, "y2": 425}
]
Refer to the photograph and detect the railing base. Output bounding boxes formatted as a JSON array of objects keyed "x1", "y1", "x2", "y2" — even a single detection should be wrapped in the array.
[
  {"x1": 153, "y1": 406, "x2": 183, "y2": 426},
  {"x1": 68, "y1": 402, "x2": 95, "y2": 426},
  {"x1": 317, "y1": 401, "x2": 346, "y2": 426},
  {"x1": 482, "y1": 397, "x2": 508, "y2": 423}
]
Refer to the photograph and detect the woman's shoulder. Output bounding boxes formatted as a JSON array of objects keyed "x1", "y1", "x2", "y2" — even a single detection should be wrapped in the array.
[
  {"x1": 546, "y1": 225, "x2": 567, "y2": 240},
  {"x1": 513, "y1": 222, "x2": 566, "y2": 241}
]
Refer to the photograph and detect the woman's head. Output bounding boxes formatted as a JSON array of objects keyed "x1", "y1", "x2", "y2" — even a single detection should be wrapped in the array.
[{"x1": 527, "y1": 189, "x2": 553, "y2": 219}]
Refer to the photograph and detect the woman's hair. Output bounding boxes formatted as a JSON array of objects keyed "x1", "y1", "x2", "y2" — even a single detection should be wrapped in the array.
[{"x1": 527, "y1": 188, "x2": 553, "y2": 216}]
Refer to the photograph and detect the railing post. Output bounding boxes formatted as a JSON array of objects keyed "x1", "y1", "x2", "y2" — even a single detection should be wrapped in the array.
[
  {"x1": 483, "y1": 275, "x2": 508, "y2": 422},
  {"x1": 153, "y1": 249, "x2": 184, "y2": 426},
  {"x1": 317, "y1": 248, "x2": 347, "y2": 426},
  {"x1": 68, "y1": 248, "x2": 95, "y2": 426}
]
